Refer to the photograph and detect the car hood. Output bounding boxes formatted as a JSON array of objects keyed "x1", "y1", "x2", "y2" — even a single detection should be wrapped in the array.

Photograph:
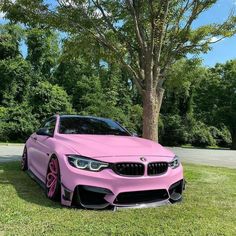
[{"x1": 56, "y1": 134, "x2": 174, "y2": 162}]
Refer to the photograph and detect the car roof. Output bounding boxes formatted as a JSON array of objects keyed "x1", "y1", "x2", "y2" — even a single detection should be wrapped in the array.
[{"x1": 58, "y1": 114, "x2": 112, "y2": 121}]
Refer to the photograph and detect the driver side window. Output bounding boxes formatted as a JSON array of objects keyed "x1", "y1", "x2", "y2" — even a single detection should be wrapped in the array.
[{"x1": 42, "y1": 118, "x2": 56, "y2": 136}]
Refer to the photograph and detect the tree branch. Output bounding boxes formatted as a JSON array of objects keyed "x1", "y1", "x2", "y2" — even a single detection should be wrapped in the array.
[
  {"x1": 152, "y1": 0, "x2": 170, "y2": 88},
  {"x1": 125, "y1": 0, "x2": 146, "y2": 51}
]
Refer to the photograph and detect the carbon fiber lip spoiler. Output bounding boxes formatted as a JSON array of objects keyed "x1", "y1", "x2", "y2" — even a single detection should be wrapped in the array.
[{"x1": 113, "y1": 199, "x2": 171, "y2": 211}]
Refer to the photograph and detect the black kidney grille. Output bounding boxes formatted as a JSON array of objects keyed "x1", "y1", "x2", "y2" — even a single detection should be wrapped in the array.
[
  {"x1": 148, "y1": 162, "x2": 168, "y2": 175},
  {"x1": 114, "y1": 163, "x2": 144, "y2": 176}
]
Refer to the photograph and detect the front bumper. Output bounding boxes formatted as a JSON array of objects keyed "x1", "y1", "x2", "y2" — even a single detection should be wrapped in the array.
[{"x1": 60, "y1": 158, "x2": 184, "y2": 209}]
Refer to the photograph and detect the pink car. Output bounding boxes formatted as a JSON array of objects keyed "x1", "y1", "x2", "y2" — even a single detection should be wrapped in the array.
[{"x1": 22, "y1": 115, "x2": 185, "y2": 209}]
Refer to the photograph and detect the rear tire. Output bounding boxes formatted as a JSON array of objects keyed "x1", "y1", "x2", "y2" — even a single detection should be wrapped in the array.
[
  {"x1": 21, "y1": 147, "x2": 28, "y2": 171},
  {"x1": 46, "y1": 156, "x2": 61, "y2": 201}
]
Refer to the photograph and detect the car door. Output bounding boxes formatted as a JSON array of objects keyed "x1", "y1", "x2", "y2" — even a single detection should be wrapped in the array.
[{"x1": 29, "y1": 118, "x2": 56, "y2": 183}]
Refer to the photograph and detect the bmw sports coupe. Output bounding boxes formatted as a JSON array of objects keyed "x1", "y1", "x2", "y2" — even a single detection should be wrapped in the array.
[{"x1": 22, "y1": 114, "x2": 185, "y2": 209}]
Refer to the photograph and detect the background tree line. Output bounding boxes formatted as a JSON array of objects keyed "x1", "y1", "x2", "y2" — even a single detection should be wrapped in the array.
[
  {"x1": 0, "y1": 23, "x2": 235, "y2": 149},
  {"x1": 2, "y1": 0, "x2": 236, "y2": 144}
]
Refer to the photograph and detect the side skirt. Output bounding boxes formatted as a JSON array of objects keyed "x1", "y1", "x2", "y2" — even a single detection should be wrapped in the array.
[{"x1": 27, "y1": 169, "x2": 46, "y2": 190}]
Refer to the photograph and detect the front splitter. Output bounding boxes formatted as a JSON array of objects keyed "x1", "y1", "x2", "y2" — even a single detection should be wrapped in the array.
[{"x1": 113, "y1": 199, "x2": 171, "y2": 211}]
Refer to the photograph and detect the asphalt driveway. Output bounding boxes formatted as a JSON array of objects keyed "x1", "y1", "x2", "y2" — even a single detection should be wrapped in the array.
[
  {"x1": 0, "y1": 144, "x2": 236, "y2": 169},
  {"x1": 0, "y1": 145, "x2": 24, "y2": 163},
  {"x1": 169, "y1": 147, "x2": 236, "y2": 169}
]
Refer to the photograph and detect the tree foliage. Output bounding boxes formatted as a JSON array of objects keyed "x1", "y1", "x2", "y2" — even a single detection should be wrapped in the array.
[
  {"x1": 2, "y1": 0, "x2": 236, "y2": 141},
  {"x1": 0, "y1": 20, "x2": 235, "y2": 149},
  {"x1": 195, "y1": 60, "x2": 236, "y2": 149}
]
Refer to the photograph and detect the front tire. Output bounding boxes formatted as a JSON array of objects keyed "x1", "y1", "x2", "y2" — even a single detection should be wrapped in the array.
[
  {"x1": 21, "y1": 147, "x2": 28, "y2": 171},
  {"x1": 46, "y1": 156, "x2": 61, "y2": 201}
]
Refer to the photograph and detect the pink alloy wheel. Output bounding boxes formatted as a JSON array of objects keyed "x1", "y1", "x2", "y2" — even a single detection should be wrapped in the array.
[{"x1": 46, "y1": 158, "x2": 59, "y2": 197}]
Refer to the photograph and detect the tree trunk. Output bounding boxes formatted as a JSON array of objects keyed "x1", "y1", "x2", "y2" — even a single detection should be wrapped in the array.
[
  {"x1": 231, "y1": 129, "x2": 236, "y2": 150},
  {"x1": 142, "y1": 88, "x2": 164, "y2": 142}
]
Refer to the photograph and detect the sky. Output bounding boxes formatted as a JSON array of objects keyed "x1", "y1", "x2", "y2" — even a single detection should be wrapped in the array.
[
  {"x1": 0, "y1": 0, "x2": 236, "y2": 67},
  {"x1": 190, "y1": 0, "x2": 236, "y2": 66}
]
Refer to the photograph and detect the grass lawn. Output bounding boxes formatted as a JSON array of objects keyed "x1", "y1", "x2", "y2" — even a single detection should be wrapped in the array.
[{"x1": 0, "y1": 162, "x2": 235, "y2": 236}]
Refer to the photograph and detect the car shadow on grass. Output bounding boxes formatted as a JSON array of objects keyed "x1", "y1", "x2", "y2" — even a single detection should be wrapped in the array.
[{"x1": 0, "y1": 161, "x2": 62, "y2": 209}]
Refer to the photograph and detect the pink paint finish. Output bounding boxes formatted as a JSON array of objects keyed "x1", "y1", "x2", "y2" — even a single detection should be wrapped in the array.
[
  {"x1": 56, "y1": 134, "x2": 175, "y2": 158},
  {"x1": 25, "y1": 115, "x2": 184, "y2": 209}
]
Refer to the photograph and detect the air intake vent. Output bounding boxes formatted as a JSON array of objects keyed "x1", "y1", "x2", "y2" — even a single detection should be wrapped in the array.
[
  {"x1": 114, "y1": 189, "x2": 169, "y2": 204},
  {"x1": 148, "y1": 162, "x2": 168, "y2": 176},
  {"x1": 113, "y1": 163, "x2": 144, "y2": 176}
]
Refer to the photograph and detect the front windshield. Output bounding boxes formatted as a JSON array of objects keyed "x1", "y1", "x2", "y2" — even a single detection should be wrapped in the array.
[{"x1": 59, "y1": 117, "x2": 130, "y2": 136}]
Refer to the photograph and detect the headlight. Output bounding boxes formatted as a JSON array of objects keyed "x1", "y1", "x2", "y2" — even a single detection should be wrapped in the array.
[
  {"x1": 67, "y1": 155, "x2": 109, "y2": 172},
  {"x1": 169, "y1": 155, "x2": 180, "y2": 169}
]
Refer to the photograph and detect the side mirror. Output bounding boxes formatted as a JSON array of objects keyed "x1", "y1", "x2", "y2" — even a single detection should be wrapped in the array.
[
  {"x1": 36, "y1": 128, "x2": 53, "y2": 137},
  {"x1": 132, "y1": 132, "x2": 139, "y2": 137}
]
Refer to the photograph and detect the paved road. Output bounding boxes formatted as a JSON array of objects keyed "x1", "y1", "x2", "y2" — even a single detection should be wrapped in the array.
[
  {"x1": 0, "y1": 145, "x2": 24, "y2": 163},
  {"x1": 0, "y1": 144, "x2": 235, "y2": 169},
  {"x1": 169, "y1": 147, "x2": 236, "y2": 169}
]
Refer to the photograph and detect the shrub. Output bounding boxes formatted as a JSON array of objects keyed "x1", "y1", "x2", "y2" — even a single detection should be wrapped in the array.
[
  {"x1": 190, "y1": 122, "x2": 216, "y2": 147},
  {"x1": 209, "y1": 126, "x2": 232, "y2": 148},
  {"x1": 0, "y1": 104, "x2": 38, "y2": 142},
  {"x1": 30, "y1": 81, "x2": 73, "y2": 120},
  {"x1": 161, "y1": 114, "x2": 189, "y2": 146}
]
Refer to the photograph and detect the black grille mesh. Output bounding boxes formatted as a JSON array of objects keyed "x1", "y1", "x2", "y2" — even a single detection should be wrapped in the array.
[
  {"x1": 148, "y1": 162, "x2": 168, "y2": 175},
  {"x1": 113, "y1": 163, "x2": 144, "y2": 176}
]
